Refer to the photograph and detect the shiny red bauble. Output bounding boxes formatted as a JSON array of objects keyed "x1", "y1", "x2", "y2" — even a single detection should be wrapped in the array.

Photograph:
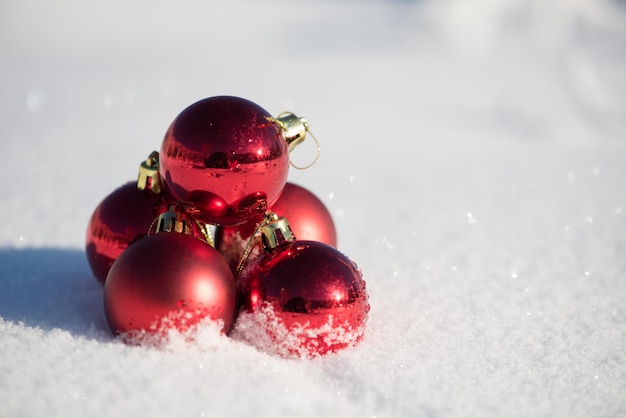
[
  {"x1": 236, "y1": 240, "x2": 369, "y2": 357},
  {"x1": 103, "y1": 232, "x2": 236, "y2": 337},
  {"x1": 270, "y1": 183, "x2": 337, "y2": 245},
  {"x1": 215, "y1": 182, "x2": 337, "y2": 271},
  {"x1": 159, "y1": 96, "x2": 290, "y2": 226},
  {"x1": 86, "y1": 181, "x2": 167, "y2": 284}
]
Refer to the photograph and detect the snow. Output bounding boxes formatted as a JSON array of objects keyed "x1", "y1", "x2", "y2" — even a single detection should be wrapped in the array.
[{"x1": 1, "y1": 0, "x2": 626, "y2": 416}]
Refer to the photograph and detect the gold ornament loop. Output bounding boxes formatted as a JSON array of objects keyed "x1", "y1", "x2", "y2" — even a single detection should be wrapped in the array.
[
  {"x1": 194, "y1": 220, "x2": 215, "y2": 247},
  {"x1": 289, "y1": 129, "x2": 320, "y2": 170},
  {"x1": 275, "y1": 112, "x2": 321, "y2": 170}
]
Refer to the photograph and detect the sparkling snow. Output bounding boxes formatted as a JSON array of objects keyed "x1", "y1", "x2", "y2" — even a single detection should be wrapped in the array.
[{"x1": 1, "y1": 0, "x2": 625, "y2": 417}]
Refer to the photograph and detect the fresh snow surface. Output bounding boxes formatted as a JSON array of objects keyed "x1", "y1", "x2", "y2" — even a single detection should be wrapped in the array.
[{"x1": 1, "y1": 0, "x2": 626, "y2": 417}]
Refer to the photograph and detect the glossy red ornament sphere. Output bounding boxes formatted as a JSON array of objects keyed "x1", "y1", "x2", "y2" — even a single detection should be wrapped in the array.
[
  {"x1": 159, "y1": 96, "x2": 290, "y2": 225},
  {"x1": 270, "y1": 183, "x2": 337, "y2": 245},
  {"x1": 215, "y1": 182, "x2": 337, "y2": 271},
  {"x1": 103, "y1": 232, "x2": 237, "y2": 337},
  {"x1": 236, "y1": 241, "x2": 369, "y2": 357},
  {"x1": 86, "y1": 181, "x2": 167, "y2": 284}
]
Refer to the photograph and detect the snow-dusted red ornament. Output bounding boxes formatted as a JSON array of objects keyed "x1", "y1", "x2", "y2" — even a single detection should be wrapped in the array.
[
  {"x1": 159, "y1": 96, "x2": 290, "y2": 226},
  {"x1": 86, "y1": 152, "x2": 167, "y2": 284},
  {"x1": 234, "y1": 214, "x2": 369, "y2": 357},
  {"x1": 103, "y1": 208, "x2": 236, "y2": 338},
  {"x1": 215, "y1": 182, "x2": 337, "y2": 272}
]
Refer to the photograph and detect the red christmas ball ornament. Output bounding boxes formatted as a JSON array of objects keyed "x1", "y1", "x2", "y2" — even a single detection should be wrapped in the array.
[
  {"x1": 215, "y1": 182, "x2": 337, "y2": 271},
  {"x1": 159, "y1": 96, "x2": 291, "y2": 226},
  {"x1": 270, "y1": 183, "x2": 336, "y2": 245},
  {"x1": 234, "y1": 215, "x2": 369, "y2": 358},
  {"x1": 103, "y1": 209, "x2": 237, "y2": 338},
  {"x1": 86, "y1": 152, "x2": 168, "y2": 284}
]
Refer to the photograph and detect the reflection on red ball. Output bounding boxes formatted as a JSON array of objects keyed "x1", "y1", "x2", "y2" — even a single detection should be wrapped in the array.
[
  {"x1": 159, "y1": 96, "x2": 290, "y2": 225},
  {"x1": 215, "y1": 182, "x2": 337, "y2": 271},
  {"x1": 85, "y1": 181, "x2": 167, "y2": 284},
  {"x1": 104, "y1": 232, "x2": 237, "y2": 336},
  {"x1": 236, "y1": 240, "x2": 369, "y2": 357}
]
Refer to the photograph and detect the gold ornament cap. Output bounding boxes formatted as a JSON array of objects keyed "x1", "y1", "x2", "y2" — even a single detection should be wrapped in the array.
[
  {"x1": 137, "y1": 151, "x2": 162, "y2": 194},
  {"x1": 235, "y1": 211, "x2": 295, "y2": 277},
  {"x1": 153, "y1": 207, "x2": 193, "y2": 235},
  {"x1": 150, "y1": 206, "x2": 215, "y2": 247},
  {"x1": 276, "y1": 112, "x2": 309, "y2": 152},
  {"x1": 260, "y1": 212, "x2": 296, "y2": 250},
  {"x1": 274, "y1": 112, "x2": 320, "y2": 170}
]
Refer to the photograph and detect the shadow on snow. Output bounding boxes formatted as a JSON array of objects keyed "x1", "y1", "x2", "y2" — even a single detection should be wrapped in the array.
[{"x1": 0, "y1": 248, "x2": 109, "y2": 339}]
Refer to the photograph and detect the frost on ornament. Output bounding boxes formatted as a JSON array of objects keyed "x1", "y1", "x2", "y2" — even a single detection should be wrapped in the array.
[
  {"x1": 231, "y1": 302, "x2": 367, "y2": 359},
  {"x1": 234, "y1": 214, "x2": 370, "y2": 358},
  {"x1": 103, "y1": 210, "x2": 237, "y2": 339}
]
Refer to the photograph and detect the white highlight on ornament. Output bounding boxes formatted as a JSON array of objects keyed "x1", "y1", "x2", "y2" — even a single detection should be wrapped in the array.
[{"x1": 194, "y1": 280, "x2": 216, "y2": 302}]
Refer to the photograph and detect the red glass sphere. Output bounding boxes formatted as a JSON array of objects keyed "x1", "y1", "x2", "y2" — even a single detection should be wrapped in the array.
[
  {"x1": 103, "y1": 232, "x2": 237, "y2": 337},
  {"x1": 86, "y1": 181, "x2": 167, "y2": 285},
  {"x1": 270, "y1": 183, "x2": 337, "y2": 246},
  {"x1": 159, "y1": 96, "x2": 290, "y2": 225},
  {"x1": 236, "y1": 240, "x2": 369, "y2": 357},
  {"x1": 215, "y1": 182, "x2": 337, "y2": 271}
]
